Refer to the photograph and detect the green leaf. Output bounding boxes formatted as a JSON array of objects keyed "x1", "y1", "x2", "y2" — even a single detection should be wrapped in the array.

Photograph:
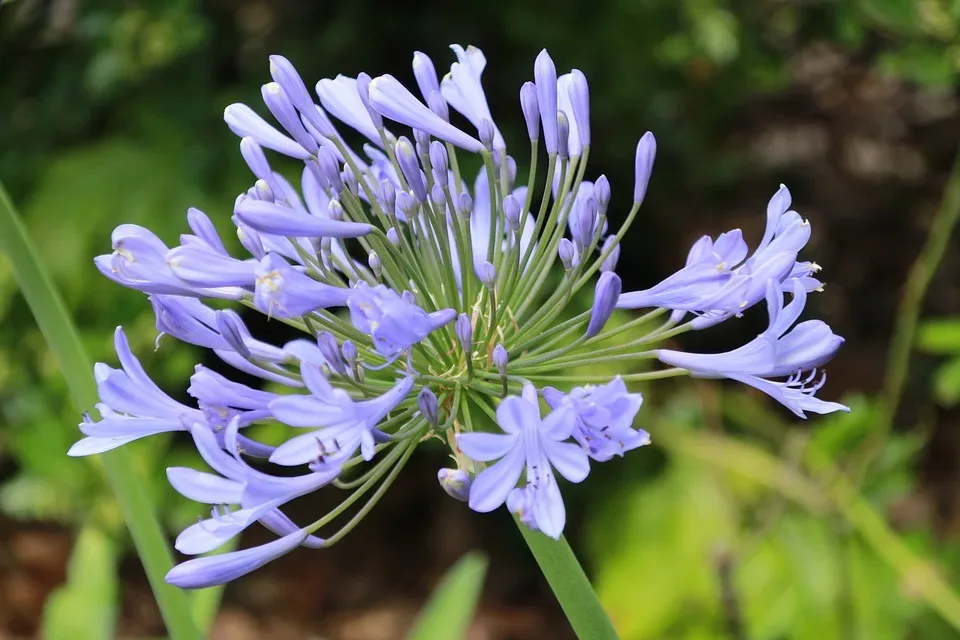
[
  {"x1": 917, "y1": 318, "x2": 960, "y2": 354},
  {"x1": 933, "y1": 357, "x2": 960, "y2": 406},
  {"x1": 518, "y1": 525, "x2": 621, "y2": 640},
  {"x1": 0, "y1": 183, "x2": 202, "y2": 639},
  {"x1": 42, "y1": 524, "x2": 118, "y2": 640},
  {"x1": 407, "y1": 551, "x2": 488, "y2": 640}
]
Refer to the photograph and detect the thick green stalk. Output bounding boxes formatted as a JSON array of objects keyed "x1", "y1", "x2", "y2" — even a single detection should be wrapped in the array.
[
  {"x1": 516, "y1": 524, "x2": 620, "y2": 640},
  {"x1": 0, "y1": 183, "x2": 202, "y2": 639}
]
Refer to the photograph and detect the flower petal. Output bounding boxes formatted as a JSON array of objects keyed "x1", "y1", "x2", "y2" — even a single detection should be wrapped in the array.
[
  {"x1": 467, "y1": 443, "x2": 525, "y2": 513},
  {"x1": 165, "y1": 528, "x2": 307, "y2": 589},
  {"x1": 456, "y1": 432, "x2": 519, "y2": 462}
]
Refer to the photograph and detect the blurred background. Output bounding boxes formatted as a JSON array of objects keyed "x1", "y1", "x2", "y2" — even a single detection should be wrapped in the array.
[{"x1": 3, "y1": 0, "x2": 960, "y2": 638}]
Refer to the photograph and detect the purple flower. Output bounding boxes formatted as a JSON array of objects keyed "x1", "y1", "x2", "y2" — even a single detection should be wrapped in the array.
[
  {"x1": 166, "y1": 528, "x2": 309, "y2": 589},
  {"x1": 224, "y1": 103, "x2": 310, "y2": 159},
  {"x1": 440, "y1": 45, "x2": 505, "y2": 150},
  {"x1": 268, "y1": 55, "x2": 335, "y2": 138},
  {"x1": 68, "y1": 328, "x2": 199, "y2": 456},
  {"x1": 188, "y1": 366, "x2": 276, "y2": 435},
  {"x1": 315, "y1": 75, "x2": 385, "y2": 146},
  {"x1": 254, "y1": 253, "x2": 351, "y2": 318},
  {"x1": 268, "y1": 365, "x2": 413, "y2": 465},
  {"x1": 346, "y1": 283, "x2": 456, "y2": 358},
  {"x1": 456, "y1": 383, "x2": 589, "y2": 539},
  {"x1": 657, "y1": 281, "x2": 848, "y2": 417},
  {"x1": 149, "y1": 295, "x2": 298, "y2": 388},
  {"x1": 167, "y1": 419, "x2": 336, "y2": 556},
  {"x1": 617, "y1": 185, "x2": 820, "y2": 326},
  {"x1": 543, "y1": 377, "x2": 647, "y2": 462},
  {"x1": 261, "y1": 82, "x2": 319, "y2": 155},
  {"x1": 95, "y1": 224, "x2": 243, "y2": 299},
  {"x1": 165, "y1": 243, "x2": 257, "y2": 290},
  {"x1": 368, "y1": 74, "x2": 484, "y2": 153},
  {"x1": 234, "y1": 198, "x2": 372, "y2": 238}
]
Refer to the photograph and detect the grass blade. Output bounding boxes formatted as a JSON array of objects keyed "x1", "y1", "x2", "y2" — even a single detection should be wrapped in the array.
[
  {"x1": 516, "y1": 521, "x2": 620, "y2": 639},
  {"x1": 0, "y1": 182, "x2": 202, "y2": 639},
  {"x1": 407, "y1": 551, "x2": 488, "y2": 640}
]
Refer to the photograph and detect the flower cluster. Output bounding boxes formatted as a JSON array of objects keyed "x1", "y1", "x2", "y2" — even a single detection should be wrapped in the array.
[{"x1": 70, "y1": 45, "x2": 847, "y2": 588}]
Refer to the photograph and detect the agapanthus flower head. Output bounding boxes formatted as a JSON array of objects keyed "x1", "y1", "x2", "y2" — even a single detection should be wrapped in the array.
[{"x1": 72, "y1": 44, "x2": 845, "y2": 589}]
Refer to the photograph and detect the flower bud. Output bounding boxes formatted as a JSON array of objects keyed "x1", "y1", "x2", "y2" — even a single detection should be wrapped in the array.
[
  {"x1": 634, "y1": 131, "x2": 657, "y2": 206},
  {"x1": 594, "y1": 175, "x2": 611, "y2": 215},
  {"x1": 216, "y1": 310, "x2": 251, "y2": 359},
  {"x1": 558, "y1": 238, "x2": 577, "y2": 270},
  {"x1": 342, "y1": 339, "x2": 358, "y2": 367},
  {"x1": 413, "y1": 51, "x2": 440, "y2": 100},
  {"x1": 397, "y1": 191, "x2": 419, "y2": 219},
  {"x1": 573, "y1": 196, "x2": 597, "y2": 249},
  {"x1": 356, "y1": 72, "x2": 383, "y2": 130},
  {"x1": 427, "y1": 186, "x2": 444, "y2": 214},
  {"x1": 600, "y1": 235, "x2": 620, "y2": 272},
  {"x1": 240, "y1": 137, "x2": 273, "y2": 184},
  {"x1": 380, "y1": 179, "x2": 397, "y2": 215},
  {"x1": 369, "y1": 251, "x2": 381, "y2": 279},
  {"x1": 386, "y1": 227, "x2": 400, "y2": 246},
  {"x1": 238, "y1": 225, "x2": 266, "y2": 259},
  {"x1": 427, "y1": 90, "x2": 449, "y2": 121},
  {"x1": 418, "y1": 387, "x2": 440, "y2": 426},
  {"x1": 479, "y1": 262, "x2": 497, "y2": 289},
  {"x1": 261, "y1": 82, "x2": 319, "y2": 155},
  {"x1": 318, "y1": 331, "x2": 346, "y2": 374},
  {"x1": 493, "y1": 343, "x2": 508, "y2": 377},
  {"x1": 520, "y1": 81, "x2": 539, "y2": 141},
  {"x1": 316, "y1": 146, "x2": 343, "y2": 193},
  {"x1": 268, "y1": 55, "x2": 335, "y2": 137},
  {"x1": 479, "y1": 119, "x2": 496, "y2": 151},
  {"x1": 456, "y1": 313, "x2": 472, "y2": 355},
  {"x1": 568, "y1": 69, "x2": 590, "y2": 148},
  {"x1": 254, "y1": 179, "x2": 275, "y2": 203},
  {"x1": 534, "y1": 50, "x2": 558, "y2": 154},
  {"x1": 327, "y1": 199, "x2": 344, "y2": 221},
  {"x1": 429, "y1": 141, "x2": 448, "y2": 185},
  {"x1": 557, "y1": 110, "x2": 570, "y2": 161},
  {"x1": 307, "y1": 158, "x2": 331, "y2": 190},
  {"x1": 503, "y1": 194, "x2": 521, "y2": 231},
  {"x1": 345, "y1": 166, "x2": 361, "y2": 195},
  {"x1": 586, "y1": 272, "x2": 622, "y2": 337},
  {"x1": 506, "y1": 156, "x2": 518, "y2": 189},
  {"x1": 438, "y1": 468, "x2": 471, "y2": 502},
  {"x1": 457, "y1": 192, "x2": 473, "y2": 219},
  {"x1": 414, "y1": 129, "x2": 431, "y2": 155},
  {"x1": 396, "y1": 137, "x2": 427, "y2": 202}
]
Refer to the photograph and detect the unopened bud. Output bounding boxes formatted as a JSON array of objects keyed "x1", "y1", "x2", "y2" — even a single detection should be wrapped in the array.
[
  {"x1": 418, "y1": 387, "x2": 440, "y2": 427},
  {"x1": 438, "y1": 468, "x2": 471, "y2": 502},
  {"x1": 586, "y1": 272, "x2": 622, "y2": 338},
  {"x1": 455, "y1": 313, "x2": 472, "y2": 355},
  {"x1": 479, "y1": 262, "x2": 497, "y2": 289}
]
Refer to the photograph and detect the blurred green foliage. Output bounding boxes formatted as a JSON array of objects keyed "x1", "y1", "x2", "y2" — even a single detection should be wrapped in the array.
[{"x1": 2, "y1": 0, "x2": 960, "y2": 637}]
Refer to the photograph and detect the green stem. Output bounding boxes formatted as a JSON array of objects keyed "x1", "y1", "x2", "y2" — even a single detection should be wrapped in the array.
[
  {"x1": 516, "y1": 523, "x2": 620, "y2": 640},
  {"x1": 851, "y1": 145, "x2": 960, "y2": 483},
  {"x1": 0, "y1": 184, "x2": 202, "y2": 639}
]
